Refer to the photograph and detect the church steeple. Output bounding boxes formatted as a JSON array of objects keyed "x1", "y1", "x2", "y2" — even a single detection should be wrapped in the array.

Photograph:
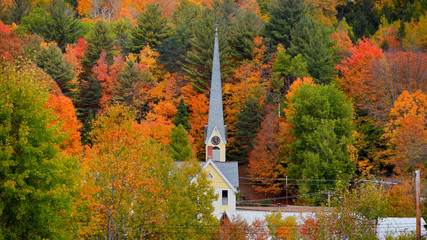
[{"x1": 205, "y1": 27, "x2": 227, "y2": 162}]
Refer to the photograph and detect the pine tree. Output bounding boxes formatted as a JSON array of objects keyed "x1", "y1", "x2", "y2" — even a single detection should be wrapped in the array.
[
  {"x1": 169, "y1": 124, "x2": 193, "y2": 161},
  {"x1": 36, "y1": 45, "x2": 76, "y2": 98},
  {"x1": 129, "y1": 4, "x2": 171, "y2": 53},
  {"x1": 44, "y1": 0, "x2": 82, "y2": 51},
  {"x1": 288, "y1": 16, "x2": 338, "y2": 84},
  {"x1": 263, "y1": 0, "x2": 306, "y2": 48},
  {"x1": 182, "y1": 12, "x2": 231, "y2": 93},
  {"x1": 230, "y1": 96, "x2": 265, "y2": 163},
  {"x1": 173, "y1": 97, "x2": 191, "y2": 132},
  {"x1": 82, "y1": 20, "x2": 116, "y2": 73},
  {"x1": 5, "y1": 0, "x2": 30, "y2": 25},
  {"x1": 79, "y1": 20, "x2": 116, "y2": 119}
]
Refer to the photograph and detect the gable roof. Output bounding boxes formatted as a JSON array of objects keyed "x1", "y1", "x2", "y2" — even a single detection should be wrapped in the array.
[
  {"x1": 201, "y1": 159, "x2": 237, "y2": 193},
  {"x1": 205, "y1": 28, "x2": 226, "y2": 145},
  {"x1": 214, "y1": 161, "x2": 239, "y2": 189}
]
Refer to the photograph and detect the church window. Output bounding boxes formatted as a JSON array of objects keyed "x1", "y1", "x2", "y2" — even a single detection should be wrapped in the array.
[{"x1": 222, "y1": 190, "x2": 228, "y2": 205}]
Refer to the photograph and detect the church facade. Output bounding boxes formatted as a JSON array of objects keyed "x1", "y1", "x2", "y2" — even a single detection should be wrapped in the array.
[{"x1": 201, "y1": 28, "x2": 238, "y2": 218}]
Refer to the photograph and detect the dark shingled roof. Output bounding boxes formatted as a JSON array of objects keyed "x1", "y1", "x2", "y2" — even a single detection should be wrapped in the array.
[{"x1": 205, "y1": 28, "x2": 227, "y2": 144}]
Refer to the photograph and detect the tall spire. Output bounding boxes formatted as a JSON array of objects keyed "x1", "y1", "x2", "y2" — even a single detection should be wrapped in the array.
[{"x1": 205, "y1": 27, "x2": 226, "y2": 145}]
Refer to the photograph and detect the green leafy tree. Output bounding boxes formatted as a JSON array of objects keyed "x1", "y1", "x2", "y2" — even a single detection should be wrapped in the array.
[
  {"x1": 263, "y1": 0, "x2": 306, "y2": 48},
  {"x1": 230, "y1": 95, "x2": 265, "y2": 163},
  {"x1": 286, "y1": 83, "x2": 355, "y2": 195},
  {"x1": 169, "y1": 124, "x2": 193, "y2": 161},
  {"x1": 18, "y1": 7, "x2": 48, "y2": 35},
  {"x1": 129, "y1": 4, "x2": 171, "y2": 53},
  {"x1": 288, "y1": 16, "x2": 338, "y2": 84},
  {"x1": 36, "y1": 45, "x2": 76, "y2": 97},
  {"x1": 173, "y1": 97, "x2": 191, "y2": 132},
  {"x1": 111, "y1": 17, "x2": 133, "y2": 54},
  {"x1": 0, "y1": 63, "x2": 78, "y2": 239}
]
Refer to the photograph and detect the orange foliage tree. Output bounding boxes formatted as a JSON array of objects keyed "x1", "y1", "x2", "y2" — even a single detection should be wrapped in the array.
[
  {"x1": 216, "y1": 216, "x2": 269, "y2": 240},
  {"x1": 224, "y1": 36, "x2": 270, "y2": 146},
  {"x1": 0, "y1": 19, "x2": 24, "y2": 63},
  {"x1": 92, "y1": 51, "x2": 124, "y2": 108},
  {"x1": 64, "y1": 38, "x2": 87, "y2": 94},
  {"x1": 181, "y1": 84, "x2": 209, "y2": 159},
  {"x1": 46, "y1": 94, "x2": 83, "y2": 156},
  {"x1": 142, "y1": 100, "x2": 177, "y2": 144},
  {"x1": 336, "y1": 38, "x2": 383, "y2": 116},
  {"x1": 248, "y1": 111, "x2": 287, "y2": 194},
  {"x1": 80, "y1": 104, "x2": 164, "y2": 238},
  {"x1": 384, "y1": 90, "x2": 427, "y2": 175}
]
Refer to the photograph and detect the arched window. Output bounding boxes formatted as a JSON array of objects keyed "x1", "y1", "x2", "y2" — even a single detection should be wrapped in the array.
[{"x1": 212, "y1": 146, "x2": 220, "y2": 161}]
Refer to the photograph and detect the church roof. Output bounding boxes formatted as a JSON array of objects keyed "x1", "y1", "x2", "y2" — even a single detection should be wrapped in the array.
[
  {"x1": 205, "y1": 28, "x2": 227, "y2": 144},
  {"x1": 214, "y1": 161, "x2": 239, "y2": 189}
]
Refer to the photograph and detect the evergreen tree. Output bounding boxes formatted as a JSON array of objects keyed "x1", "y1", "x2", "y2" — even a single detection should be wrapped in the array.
[
  {"x1": 0, "y1": 63, "x2": 78, "y2": 239},
  {"x1": 5, "y1": 0, "x2": 30, "y2": 25},
  {"x1": 336, "y1": 0, "x2": 380, "y2": 39},
  {"x1": 79, "y1": 20, "x2": 116, "y2": 119},
  {"x1": 228, "y1": 10, "x2": 264, "y2": 62},
  {"x1": 36, "y1": 45, "x2": 76, "y2": 98},
  {"x1": 287, "y1": 83, "x2": 355, "y2": 194},
  {"x1": 263, "y1": 0, "x2": 306, "y2": 48},
  {"x1": 173, "y1": 97, "x2": 191, "y2": 132},
  {"x1": 169, "y1": 124, "x2": 193, "y2": 161},
  {"x1": 82, "y1": 20, "x2": 116, "y2": 73},
  {"x1": 288, "y1": 16, "x2": 338, "y2": 84},
  {"x1": 230, "y1": 96, "x2": 265, "y2": 162},
  {"x1": 45, "y1": 0, "x2": 81, "y2": 51},
  {"x1": 159, "y1": 0, "x2": 201, "y2": 73},
  {"x1": 111, "y1": 18, "x2": 134, "y2": 54},
  {"x1": 182, "y1": 12, "x2": 231, "y2": 93},
  {"x1": 129, "y1": 4, "x2": 171, "y2": 53}
]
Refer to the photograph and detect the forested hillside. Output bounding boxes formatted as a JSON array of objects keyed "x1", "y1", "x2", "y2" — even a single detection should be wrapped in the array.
[{"x1": 0, "y1": 0, "x2": 425, "y2": 238}]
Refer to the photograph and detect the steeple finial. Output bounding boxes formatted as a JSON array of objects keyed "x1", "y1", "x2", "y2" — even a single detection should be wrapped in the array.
[{"x1": 205, "y1": 27, "x2": 226, "y2": 145}]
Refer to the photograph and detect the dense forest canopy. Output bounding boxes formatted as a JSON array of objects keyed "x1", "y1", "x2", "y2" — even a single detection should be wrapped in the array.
[{"x1": 0, "y1": 0, "x2": 426, "y2": 238}]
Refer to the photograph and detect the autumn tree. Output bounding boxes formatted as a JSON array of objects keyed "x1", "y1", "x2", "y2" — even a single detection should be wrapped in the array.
[
  {"x1": 384, "y1": 90, "x2": 427, "y2": 175},
  {"x1": 182, "y1": 84, "x2": 209, "y2": 159},
  {"x1": 248, "y1": 111, "x2": 286, "y2": 194},
  {"x1": 36, "y1": 44, "x2": 76, "y2": 97},
  {"x1": 285, "y1": 81, "x2": 355, "y2": 195},
  {"x1": 0, "y1": 62, "x2": 78, "y2": 239},
  {"x1": 92, "y1": 51, "x2": 124, "y2": 108},
  {"x1": 263, "y1": 0, "x2": 306, "y2": 48},
  {"x1": 299, "y1": 182, "x2": 387, "y2": 239},
  {"x1": 79, "y1": 20, "x2": 116, "y2": 119},
  {"x1": 288, "y1": 15, "x2": 338, "y2": 84},
  {"x1": 129, "y1": 3, "x2": 171, "y2": 53},
  {"x1": 173, "y1": 97, "x2": 192, "y2": 132},
  {"x1": 82, "y1": 104, "x2": 216, "y2": 239},
  {"x1": 46, "y1": 93, "x2": 83, "y2": 157},
  {"x1": 265, "y1": 212, "x2": 299, "y2": 240},
  {"x1": 0, "y1": 19, "x2": 24, "y2": 63}
]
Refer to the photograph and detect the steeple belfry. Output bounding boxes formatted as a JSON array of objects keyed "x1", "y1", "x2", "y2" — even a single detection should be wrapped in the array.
[{"x1": 205, "y1": 27, "x2": 227, "y2": 162}]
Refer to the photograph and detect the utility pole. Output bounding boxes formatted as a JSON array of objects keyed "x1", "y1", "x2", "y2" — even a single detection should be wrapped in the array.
[
  {"x1": 415, "y1": 170, "x2": 421, "y2": 240},
  {"x1": 285, "y1": 176, "x2": 288, "y2": 206}
]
